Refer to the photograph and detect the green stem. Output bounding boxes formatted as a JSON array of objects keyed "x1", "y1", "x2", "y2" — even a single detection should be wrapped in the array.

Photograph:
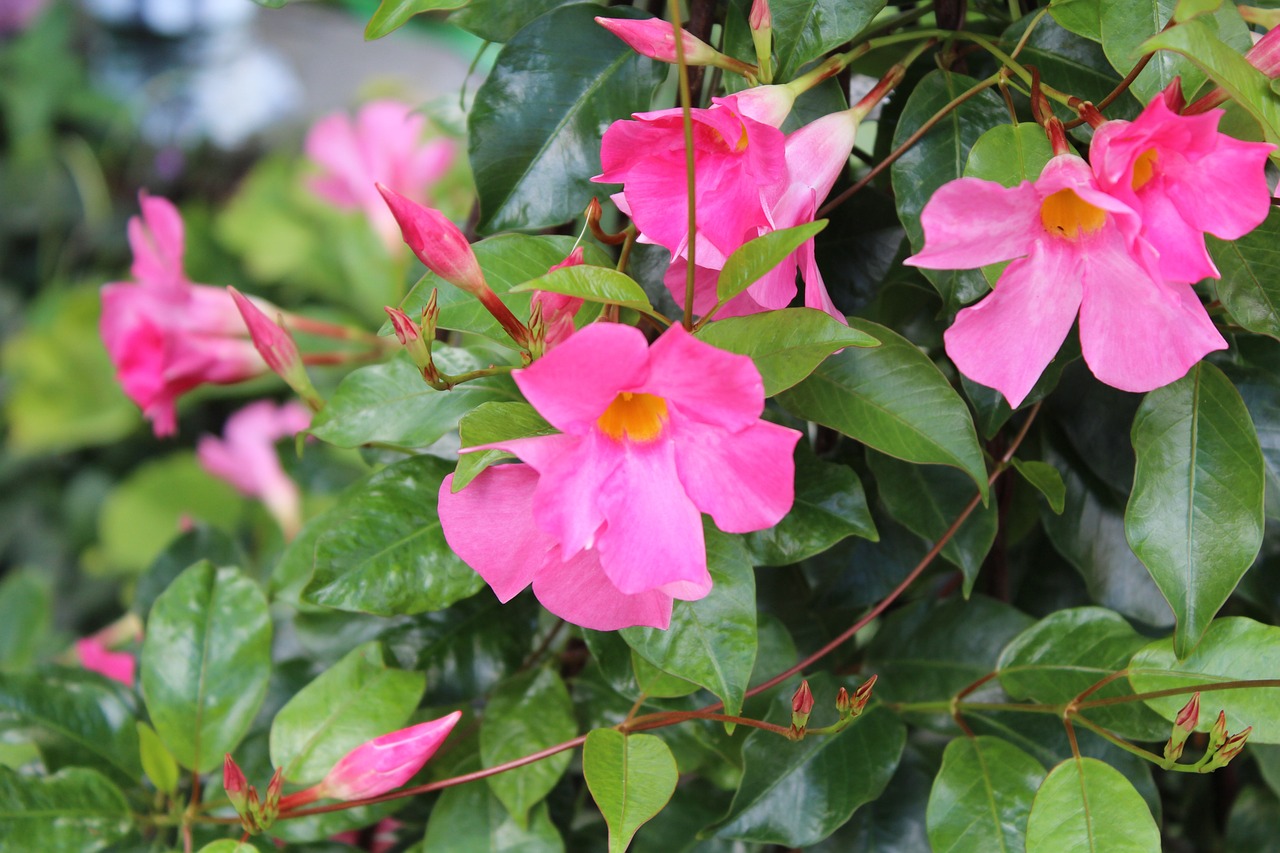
[
  {"x1": 1077, "y1": 678, "x2": 1280, "y2": 710},
  {"x1": 670, "y1": 0, "x2": 698, "y2": 331}
]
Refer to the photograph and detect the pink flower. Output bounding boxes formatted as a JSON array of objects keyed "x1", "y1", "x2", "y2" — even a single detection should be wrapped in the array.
[
  {"x1": 1090, "y1": 89, "x2": 1274, "y2": 283},
  {"x1": 438, "y1": 323, "x2": 800, "y2": 630},
  {"x1": 76, "y1": 637, "x2": 135, "y2": 686},
  {"x1": 305, "y1": 100, "x2": 456, "y2": 251},
  {"x1": 279, "y1": 713, "x2": 462, "y2": 811},
  {"x1": 100, "y1": 193, "x2": 270, "y2": 436},
  {"x1": 532, "y1": 247, "x2": 586, "y2": 350},
  {"x1": 905, "y1": 154, "x2": 1226, "y2": 407},
  {"x1": 0, "y1": 0, "x2": 48, "y2": 34},
  {"x1": 197, "y1": 400, "x2": 312, "y2": 538}
]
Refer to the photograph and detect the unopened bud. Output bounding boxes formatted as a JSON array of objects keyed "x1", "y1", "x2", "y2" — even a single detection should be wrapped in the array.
[
  {"x1": 258, "y1": 767, "x2": 284, "y2": 828},
  {"x1": 384, "y1": 306, "x2": 434, "y2": 373},
  {"x1": 586, "y1": 197, "x2": 627, "y2": 245},
  {"x1": 1203, "y1": 726, "x2": 1252, "y2": 772},
  {"x1": 850, "y1": 674, "x2": 877, "y2": 718},
  {"x1": 243, "y1": 783, "x2": 262, "y2": 834},
  {"x1": 223, "y1": 754, "x2": 249, "y2": 814},
  {"x1": 1164, "y1": 692, "x2": 1200, "y2": 762},
  {"x1": 377, "y1": 184, "x2": 486, "y2": 296},
  {"x1": 790, "y1": 680, "x2": 814, "y2": 735},
  {"x1": 750, "y1": 0, "x2": 773, "y2": 83},
  {"x1": 1208, "y1": 710, "x2": 1228, "y2": 753},
  {"x1": 229, "y1": 287, "x2": 321, "y2": 408},
  {"x1": 596, "y1": 16, "x2": 717, "y2": 66},
  {"x1": 835, "y1": 687, "x2": 852, "y2": 718}
]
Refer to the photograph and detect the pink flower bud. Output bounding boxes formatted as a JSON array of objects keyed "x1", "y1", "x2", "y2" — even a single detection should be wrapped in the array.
[
  {"x1": 260, "y1": 767, "x2": 284, "y2": 827},
  {"x1": 224, "y1": 754, "x2": 253, "y2": 828},
  {"x1": 316, "y1": 712, "x2": 462, "y2": 802},
  {"x1": 1208, "y1": 710, "x2": 1228, "y2": 752},
  {"x1": 377, "y1": 184, "x2": 486, "y2": 296},
  {"x1": 1246, "y1": 26, "x2": 1280, "y2": 78},
  {"x1": 76, "y1": 637, "x2": 135, "y2": 686},
  {"x1": 750, "y1": 0, "x2": 771, "y2": 31},
  {"x1": 229, "y1": 287, "x2": 300, "y2": 379},
  {"x1": 1217, "y1": 726, "x2": 1252, "y2": 765},
  {"x1": 384, "y1": 306, "x2": 421, "y2": 345},
  {"x1": 790, "y1": 680, "x2": 814, "y2": 735},
  {"x1": 850, "y1": 674, "x2": 877, "y2": 718},
  {"x1": 595, "y1": 16, "x2": 721, "y2": 65},
  {"x1": 1174, "y1": 692, "x2": 1200, "y2": 734}
]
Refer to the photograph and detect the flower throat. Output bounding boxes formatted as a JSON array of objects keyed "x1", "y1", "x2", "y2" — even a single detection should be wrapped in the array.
[{"x1": 597, "y1": 392, "x2": 668, "y2": 442}]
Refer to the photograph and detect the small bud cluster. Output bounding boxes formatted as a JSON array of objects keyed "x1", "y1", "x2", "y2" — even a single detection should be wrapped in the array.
[
  {"x1": 1161, "y1": 693, "x2": 1252, "y2": 772},
  {"x1": 223, "y1": 756, "x2": 283, "y2": 834}
]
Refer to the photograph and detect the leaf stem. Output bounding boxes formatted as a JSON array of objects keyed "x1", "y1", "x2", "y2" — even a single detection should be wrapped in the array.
[{"x1": 670, "y1": 0, "x2": 698, "y2": 331}]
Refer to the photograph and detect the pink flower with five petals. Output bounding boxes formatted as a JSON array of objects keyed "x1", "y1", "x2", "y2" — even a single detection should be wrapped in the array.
[{"x1": 438, "y1": 323, "x2": 800, "y2": 630}]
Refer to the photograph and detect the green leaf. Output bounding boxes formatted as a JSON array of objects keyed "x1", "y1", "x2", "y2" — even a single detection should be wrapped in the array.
[
  {"x1": 584, "y1": 729, "x2": 678, "y2": 853},
  {"x1": 0, "y1": 670, "x2": 141, "y2": 782},
  {"x1": 141, "y1": 561, "x2": 271, "y2": 773},
  {"x1": 308, "y1": 351, "x2": 518, "y2": 450},
  {"x1": 481, "y1": 667, "x2": 578, "y2": 826},
  {"x1": 1011, "y1": 459, "x2": 1066, "y2": 514},
  {"x1": 867, "y1": 451, "x2": 997, "y2": 595},
  {"x1": 1025, "y1": 758, "x2": 1160, "y2": 852},
  {"x1": 710, "y1": 699, "x2": 906, "y2": 846},
  {"x1": 0, "y1": 570, "x2": 52, "y2": 670},
  {"x1": 1211, "y1": 208, "x2": 1280, "y2": 341},
  {"x1": 452, "y1": 401, "x2": 556, "y2": 492},
  {"x1": 1126, "y1": 363, "x2": 1264, "y2": 658},
  {"x1": 997, "y1": 608, "x2": 1170, "y2": 741},
  {"x1": 0, "y1": 766, "x2": 130, "y2": 852},
  {"x1": 964, "y1": 122, "x2": 1055, "y2": 189},
  {"x1": 1129, "y1": 616, "x2": 1280, "y2": 743},
  {"x1": 620, "y1": 530, "x2": 757, "y2": 719},
  {"x1": 716, "y1": 221, "x2": 829, "y2": 304},
  {"x1": 741, "y1": 444, "x2": 877, "y2": 566},
  {"x1": 1144, "y1": 17, "x2": 1280, "y2": 147},
  {"x1": 1175, "y1": 0, "x2": 1223, "y2": 22},
  {"x1": 303, "y1": 456, "x2": 484, "y2": 616},
  {"x1": 1049, "y1": 0, "x2": 1102, "y2": 41},
  {"x1": 270, "y1": 642, "x2": 425, "y2": 784},
  {"x1": 195, "y1": 842, "x2": 259, "y2": 853},
  {"x1": 697, "y1": 308, "x2": 878, "y2": 397},
  {"x1": 767, "y1": 0, "x2": 887, "y2": 82},
  {"x1": 364, "y1": 0, "x2": 466, "y2": 40},
  {"x1": 777, "y1": 318, "x2": 989, "y2": 498},
  {"x1": 1006, "y1": 13, "x2": 1126, "y2": 112},
  {"x1": 137, "y1": 721, "x2": 179, "y2": 795},
  {"x1": 448, "y1": 0, "x2": 587, "y2": 43},
  {"x1": 420, "y1": 775, "x2": 564, "y2": 852},
  {"x1": 469, "y1": 5, "x2": 665, "y2": 232},
  {"x1": 630, "y1": 651, "x2": 699, "y2": 698},
  {"x1": 511, "y1": 265, "x2": 654, "y2": 313},
  {"x1": 1102, "y1": 0, "x2": 1212, "y2": 103},
  {"x1": 926, "y1": 736, "x2": 1045, "y2": 853},
  {"x1": 890, "y1": 70, "x2": 1009, "y2": 310}
]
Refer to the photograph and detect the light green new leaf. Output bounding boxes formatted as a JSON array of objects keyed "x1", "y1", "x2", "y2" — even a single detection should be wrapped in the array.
[
  {"x1": 511, "y1": 265, "x2": 655, "y2": 313},
  {"x1": 364, "y1": 0, "x2": 466, "y2": 40},
  {"x1": 1025, "y1": 758, "x2": 1160, "y2": 852},
  {"x1": 1125, "y1": 363, "x2": 1264, "y2": 658},
  {"x1": 137, "y1": 722, "x2": 179, "y2": 795},
  {"x1": 716, "y1": 221, "x2": 828, "y2": 304},
  {"x1": 141, "y1": 562, "x2": 271, "y2": 773},
  {"x1": 452, "y1": 401, "x2": 556, "y2": 492},
  {"x1": 584, "y1": 730, "x2": 678, "y2": 853},
  {"x1": 926, "y1": 736, "x2": 1045, "y2": 853},
  {"x1": 0, "y1": 767, "x2": 131, "y2": 853}
]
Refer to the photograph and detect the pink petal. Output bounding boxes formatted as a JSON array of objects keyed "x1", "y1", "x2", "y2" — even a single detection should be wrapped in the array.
[
  {"x1": 128, "y1": 192, "x2": 187, "y2": 289},
  {"x1": 437, "y1": 467, "x2": 554, "y2": 602},
  {"x1": 644, "y1": 323, "x2": 765, "y2": 430},
  {"x1": 783, "y1": 110, "x2": 857, "y2": 202},
  {"x1": 514, "y1": 323, "x2": 651, "y2": 433},
  {"x1": 673, "y1": 418, "x2": 800, "y2": 533},
  {"x1": 1078, "y1": 230, "x2": 1227, "y2": 392},
  {"x1": 1168, "y1": 138, "x2": 1275, "y2": 240},
  {"x1": 77, "y1": 638, "x2": 135, "y2": 686},
  {"x1": 1134, "y1": 186, "x2": 1219, "y2": 282},
  {"x1": 722, "y1": 85, "x2": 796, "y2": 128},
  {"x1": 943, "y1": 240, "x2": 1083, "y2": 407},
  {"x1": 525, "y1": 433, "x2": 617, "y2": 556},
  {"x1": 904, "y1": 177, "x2": 1042, "y2": 270},
  {"x1": 531, "y1": 547, "x2": 674, "y2": 630},
  {"x1": 663, "y1": 256, "x2": 723, "y2": 317}
]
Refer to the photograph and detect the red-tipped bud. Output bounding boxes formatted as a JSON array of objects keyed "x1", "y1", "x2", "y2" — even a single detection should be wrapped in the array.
[
  {"x1": 385, "y1": 306, "x2": 420, "y2": 346},
  {"x1": 790, "y1": 680, "x2": 814, "y2": 735},
  {"x1": 1164, "y1": 692, "x2": 1200, "y2": 763},
  {"x1": 229, "y1": 287, "x2": 299, "y2": 379},
  {"x1": 531, "y1": 249, "x2": 586, "y2": 353},
  {"x1": 585, "y1": 197, "x2": 627, "y2": 245},
  {"x1": 315, "y1": 712, "x2": 462, "y2": 802},
  {"x1": 595, "y1": 16, "x2": 720, "y2": 65},
  {"x1": 750, "y1": 0, "x2": 771, "y2": 30},
  {"x1": 1246, "y1": 25, "x2": 1280, "y2": 77},
  {"x1": 749, "y1": 0, "x2": 773, "y2": 82},
  {"x1": 850, "y1": 674, "x2": 877, "y2": 718},
  {"x1": 1203, "y1": 725, "x2": 1252, "y2": 772},
  {"x1": 377, "y1": 184, "x2": 487, "y2": 296},
  {"x1": 259, "y1": 767, "x2": 284, "y2": 827},
  {"x1": 1208, "y1": 710, "x2": 1228, "y2": 753},
  {"x1": 223, "y1": 754, "x2": 249, "y2": 814},
  {"x1": 835, "y1": 687, "x2": 852, "y2": 718}
]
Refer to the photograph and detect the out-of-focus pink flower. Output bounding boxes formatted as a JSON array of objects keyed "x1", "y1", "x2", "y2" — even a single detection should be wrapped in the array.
[
  {"x1": 0, "y1": 0, "x2": 47, "y2": 35},
  {"x1": 438, "y1": 323, "x2": 800, "y2": 631},
  {"x1": 100, "y1": 193, "x2": 270, "y2": 436},
  {"x1": 532, "y1": 247, "x2": 586, "y2": 350},
  {"x1": 305, "y1": 100, "x2": 456, "y2": 251},
  {"x1": 905, "y1": 154, "x2": 1226, "y2": 407},
  {"x1": 278, "y1": 713, "x2": 461, "y2": 811},
  {"x1": 197, "y1": 400, "x2": 312, "y2": 539},
  {"x1": 1090, "y1": 89, "x2": 1274, "y2": 283},
  {"x1": 331, "y1": 818, "x2": 402, "y2": 853},
  {"x1": 76, "y1": 637, "x2": 135, "y2": 686}
]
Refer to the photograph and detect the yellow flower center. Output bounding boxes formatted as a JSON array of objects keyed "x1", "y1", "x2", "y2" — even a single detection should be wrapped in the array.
[
  {"x1": 596, "y1": 392, "x2": 668, "y2": 442},
  {"x1": 1131, "y1": 148, "x2": 1158, "y2": 190},
  {"x1": 1040, "y1": 189, "x2": 1107, "y2": 240}
]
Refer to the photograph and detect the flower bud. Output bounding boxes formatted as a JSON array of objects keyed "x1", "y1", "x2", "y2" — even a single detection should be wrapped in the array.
[
  {"x1": 1164, "y1": 692, "x2": 1200, "y2": 762},
  {"x1": 790, "y1": 680, "x2": 814, "y2": 735},
  {"x1": 595, "y1": 16, "x2": 757, "y2": 78},
  {"x1": 850, "y1": 674, "x2": 877, "y2": 718},
  {"x1": 750, "y1": 0, "x2": 773, "y2": 83},
  {"x1": 384, "y1": 306, "x2": 434, "y2": 374},
  {"x1": 1203, "y1": 725, "x2": 1252, "y2": 772},
  {"x1": 377, "y1": 184, "x2": 486, "y2": 296},
  {"x1": 1208, "y1": 710, "x2": 1228, "y2": 753},
  {"x1": 532, "y1": 248, "x2": 586, "y2": 354},
  {"x1": 223, "y1": 754, "x2": 249, "y2": 815},
  {"x1": 259, "y1": 767, "x2": 284, "y2": 828},
  {"x1": 229, "y1": 287, "x2": 321, "y2": 409},
  {"x1": 835, "y1": 687, "x2": 852, "y2": 719},
  {"x1": 316, "y1": 712, "x2": 462, "y2": 803}
]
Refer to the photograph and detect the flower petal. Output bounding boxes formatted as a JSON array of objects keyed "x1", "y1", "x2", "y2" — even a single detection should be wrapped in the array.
[
  {"x1": 1167, "y1": 138, "x2": 1275, "y2": 241},
  {"x1": 531, "y1": 548, "x2": 675, "y2": 630},
  {"x1": 673, "y1": 418, "x2": 800, "y2": 533},
  {"x1": 904, "y1": 177, "x2": 1041, "y2": 270},
  {"x1": 644, "y1": 323, "x2": 764, "y2": 429},
  {"x1": 514, "y1": 323, "x2": 651, "y2": 433}
]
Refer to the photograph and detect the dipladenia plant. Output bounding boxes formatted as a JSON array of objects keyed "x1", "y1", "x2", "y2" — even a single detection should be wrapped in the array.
[{"x1": 8, "y1": 1, "x2": 1280, "y2": 851}]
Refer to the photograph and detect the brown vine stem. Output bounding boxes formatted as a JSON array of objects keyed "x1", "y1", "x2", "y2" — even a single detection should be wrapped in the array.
[
  {"x1": 670, "y1": 0, "x2": 698, "y2": 331},
  {"x1": 1063, "y1": 50, "x2": 1155, "y2": 129},
  {"x1": 1076, "y1": 678, "x2": 1280, "y2": 710}
]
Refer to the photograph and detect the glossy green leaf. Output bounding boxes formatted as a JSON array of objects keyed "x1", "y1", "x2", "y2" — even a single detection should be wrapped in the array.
[
  {"x1": 195, "y1": 842, "x2": 258, "y2": 853},
  {"x1": 1129, "y1": 617, "x2": 1280, "y2": 743},
  {"x1": 777, "y1": 318, "x2": 988, "y2": 498},
  {"x1": 141, "y1": 561, "x2": 271, "y2": 773},
  {"x1": 303, "y1": 456, "x2": 484, "y2": 616},
  {"x1": 1006, "y1": 14, "x2": 1125, "y2": 112},
  {"x1": 469, "y1": 5, "x2": 665, "y2": 232},
  {"x1": 308, "y1": 351, "x2": 518, "y2": 451},
  {"x1": 813, "y1": 744, "x2": 932, "y2": 852},
  {"x1": 0, "y1": 570, "x2": 51, "y2": 670},
  {"x1": 741, "y1": 444, "x2": 877, "y2": 566},
  {"x1": 1126, "y1": 363, "x2": 1264, "y2": 657},
  {"x1": 890, "y1": 70, "x2": 1008, "y2": 309},
  {"x1": 620, "y1": 530, "x2": 757, "y2": 719},
  {"x1": 1025, "y1": 758, "x2": 1160, "y2": 852},
  {"x1": 1144, "y1": 18, "x2": 1280, "y2": 146},
  {"x1": 584, "y1": 729, "x2": 678, "y2": 853},
  {"x1": 137, "y1": 721, "x2": 179, "y2": 794},
  {"x1": 697, "y1": 308, "x2": 878, "y2": 397},
  {"x1": 997, "y1": 608, "x2": 1169, "y2": 741},
  {"x1": 964, "y1": 122, "x2": 1055, "y2": 189},
  {"x1": 420, "y1": 775, "x2": 564, "y2": 852},
  {"x1": 716, "y1": 221, "x2": 829, "y2": 304},
  {"x1": 710, "y1": 700, "x2": 906, "y2": 846},
  {"x1": 1011, "y1": 459, "x2": 1066, "y2": 514},
  {"x1": 867, "y1": 451, "x2": 997, "y2": 595},
  {"x1": 511, "y1": 265, "x2": 655, "y2": 313},
  {"x1": 0, "y1": 766, "x2": 130, "y2": 852},
  {"x1": 0, "y1": 670, "x2": 141, "y2": 781},
  {"x1": 364, "y1": 0, "x2": 466, "y2": 40},
  {"x1": 1175, "y1": 0, "x2": 1223, "y2": 21},
  {"x1": 270, "y1": 642, "x2": 425, "y2": 784},
  {"x1": 1211, "y1": 208, "x2": 1280, "y2": 341},
  {"x1": 448, "y1": 0, "x2": 587, "y2": 43},
  {"x1": 768, "y1": 0, "x2": 887, "y2": 82},
  {"x1": 926, "y1": 736, "x2": 1045, "y2": 853},
  {"x1": 630, "y1": 651, "x2": 699, "y2": 698},
  {"x1": 1101, "y1": 0, "x2": 1218, "y2": 103},
  {"x1": 452, "y1": 401, "x2": 556, "y2": 492},
  {"x1": 481, "y1": 667, "x2": 578, "y2": 826},
  {"x1": 1049, "y1": 0, "x2": 1102, "y2": 41}
]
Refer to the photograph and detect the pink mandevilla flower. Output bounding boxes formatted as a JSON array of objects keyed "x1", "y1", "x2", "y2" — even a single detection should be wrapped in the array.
[
  {"x1": 76, "y1": 637, "x2": 135, "y2": 686},
  {"x1": 197, "y1": 400, "x2": 312, "y2": 539},
  {"x1": 306, "y1": 100, "x2": 456, "y2": 251},
  {"x1": 100, "y1": 193, "x2": 270, "y2": 436},
  {"x1": 905, "y1": 154, "x2": 1227, "y2": 407},
  {"x1": 1090, "y1": 86, "x2": 1275, "y2": 283},
  {"x1": 438, "y1": 323, "x2": 800, "y2": 631}
]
